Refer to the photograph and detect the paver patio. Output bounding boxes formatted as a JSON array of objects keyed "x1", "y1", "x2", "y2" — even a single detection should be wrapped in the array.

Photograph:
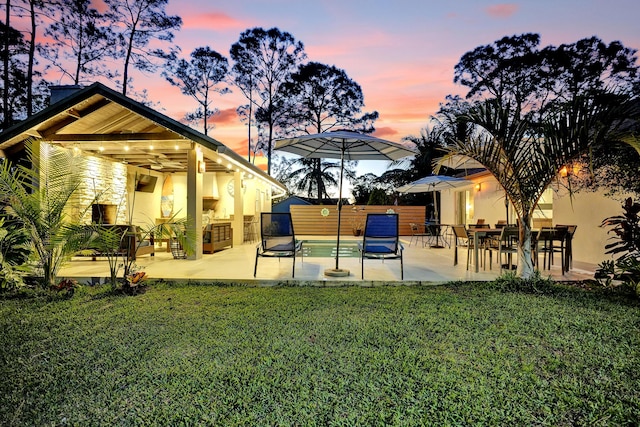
[{"x1": 59, "y1": 235, "x2": 596, "y2": 285}]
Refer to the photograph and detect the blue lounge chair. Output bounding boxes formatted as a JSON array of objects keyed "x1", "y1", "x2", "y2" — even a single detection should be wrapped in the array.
[
  {"x1": 358, "y1": 213, "x2": 404, "y2": 280},
  {"x1": 254, "y1": 212, "x2": 303, "y2": 278}
]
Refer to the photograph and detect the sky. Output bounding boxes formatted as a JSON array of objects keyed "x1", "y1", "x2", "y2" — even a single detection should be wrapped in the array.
[{"x1": 91, "y1": 1, "x2": 640, "y2": 176}]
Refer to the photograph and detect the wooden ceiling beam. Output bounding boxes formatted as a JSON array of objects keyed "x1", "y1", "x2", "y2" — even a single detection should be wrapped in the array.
[{"x1": 46, "y1": 131, "x2": 181, "y2": 142}]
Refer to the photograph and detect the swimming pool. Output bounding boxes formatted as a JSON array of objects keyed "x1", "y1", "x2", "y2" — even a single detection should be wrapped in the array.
[{"x1": 301, "y1": 239, "x2": 360, "y2": 258}]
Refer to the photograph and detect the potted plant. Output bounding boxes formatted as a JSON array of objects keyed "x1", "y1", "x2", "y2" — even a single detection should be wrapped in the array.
[{"x1": 351, "y1": 206, "x2": 365, "y2": 236}]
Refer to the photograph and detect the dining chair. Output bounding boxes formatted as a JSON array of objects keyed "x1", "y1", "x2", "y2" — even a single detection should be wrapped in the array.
[
  {"x1": 409, "y1": 222, "x2": 431, "y2": 247},
  {"x1": 485, "y1": 226, "x2": 519, "y2": 272},
  {"x1": 555, "y1": 224, "x2": 577, "y2": 270},
  {"x1": 452, "y1": 225, "x2": 481, "y2": 270},
  {"x1": 254, "y1": 212, "x2": 303, "y2": 278},
  {"x1": 358, "y1": 213, "x2": 403, "y2": 280},
  {"x1": 535, "y1": 226, "x2": 568, "y2": 274},
  {"x1": 494, "y1": 219, "x2": 508, "y2": 229}
]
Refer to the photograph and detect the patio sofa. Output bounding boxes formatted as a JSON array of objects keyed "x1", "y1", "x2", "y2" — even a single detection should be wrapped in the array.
[{"x1": 78, "y1": 224, "x2": 154, "y2": 261}]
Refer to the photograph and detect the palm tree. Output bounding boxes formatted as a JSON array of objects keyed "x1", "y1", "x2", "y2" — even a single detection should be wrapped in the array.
[
  {"x1": 447, "y1": 92, "x2": 633, "y2": 278},
  {"x1": 276, "y1": 156, "x2": 356, "y2": 203},
  {"x1": 0, "y1": 140, "x2": 91, "y2": 288}
]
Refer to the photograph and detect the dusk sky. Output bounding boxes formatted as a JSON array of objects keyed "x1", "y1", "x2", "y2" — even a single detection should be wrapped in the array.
[{"x1": 133, "y1": 1, "x2": 639, "y2": 173}]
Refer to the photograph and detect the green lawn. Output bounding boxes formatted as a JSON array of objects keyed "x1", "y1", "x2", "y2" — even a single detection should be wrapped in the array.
[{"x1": 1, "y1": 283, "x2": 639, "y2": 426}]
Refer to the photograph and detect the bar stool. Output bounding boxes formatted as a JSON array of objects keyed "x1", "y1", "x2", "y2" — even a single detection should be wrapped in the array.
[{"x1": 244, "y1": 216, "x2": 258, "y2": 243}]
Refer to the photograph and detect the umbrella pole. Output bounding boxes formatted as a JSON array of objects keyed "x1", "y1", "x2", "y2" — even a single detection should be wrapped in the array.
[
  {"x1": 432, "y1": 185, "x2": 439, "y2": 222},
  {"x1": 325, "y1": 147, "x2": 349, "y2": 277},
  {"x1": 335, "y1": 150, "x2": 345, "y2": 270}
]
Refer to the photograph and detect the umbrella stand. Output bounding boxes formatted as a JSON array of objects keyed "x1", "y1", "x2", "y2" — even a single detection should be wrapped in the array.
[{"x1": 324, "y1": 147, "x2": 350, "y2": 277}]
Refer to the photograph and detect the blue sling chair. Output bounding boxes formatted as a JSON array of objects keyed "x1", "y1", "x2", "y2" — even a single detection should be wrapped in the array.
[
  {"x1": 254, "y1": 212, "x2": 303, "y2": 278},
  {"x1": 358, "y1": 213, "x2": 404, "y2": 280}
]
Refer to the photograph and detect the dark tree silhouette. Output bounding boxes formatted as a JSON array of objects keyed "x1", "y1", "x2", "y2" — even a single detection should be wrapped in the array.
[
  {"x1": 104, "y1": 0, "x2": 182, "y2": 96},
  {"x1": 230, "y1": 27, "x2": 306, "y2": 175},
  {"x1": 279, "y1": 61, "x2": 378, "y2": 203},
  {"x1": 164, "y1": 46, "x2": 230, "y2": 135},
  {"x1": 41, "y1": 0, "x2": 116, "y2": 84}
]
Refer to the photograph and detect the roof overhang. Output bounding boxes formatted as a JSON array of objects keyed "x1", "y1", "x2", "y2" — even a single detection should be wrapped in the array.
[{"x1": 0, "y1": 82, "x2": 284, "y2": 192}]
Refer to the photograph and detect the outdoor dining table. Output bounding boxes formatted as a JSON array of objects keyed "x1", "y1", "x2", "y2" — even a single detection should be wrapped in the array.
[
  {"x1": 467, "y1": 228, "x2": 503, "y2": 273},
  {"x1": 425, "y1": 222, "x2": 451, "y2": 248}
]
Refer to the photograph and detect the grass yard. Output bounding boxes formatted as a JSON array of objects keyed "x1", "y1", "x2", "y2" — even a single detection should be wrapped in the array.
[{"x1": 1, "y1": 282, "x2": 639, "y2": 426}]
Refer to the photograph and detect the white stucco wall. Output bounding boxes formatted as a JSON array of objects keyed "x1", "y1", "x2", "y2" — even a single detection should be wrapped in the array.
[{"x1": 553, "y1": 188, "x2": 630, "y2": 266}]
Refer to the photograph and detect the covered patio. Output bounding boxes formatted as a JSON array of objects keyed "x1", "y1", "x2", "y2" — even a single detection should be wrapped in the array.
[{"x1": 59, "y1": 235, "x2": 597, "y2": 285}]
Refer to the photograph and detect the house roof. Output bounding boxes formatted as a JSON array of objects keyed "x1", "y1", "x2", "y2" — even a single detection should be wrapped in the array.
[{"x1": 0, "y1": 82, "x2": 284, "y2": 190}]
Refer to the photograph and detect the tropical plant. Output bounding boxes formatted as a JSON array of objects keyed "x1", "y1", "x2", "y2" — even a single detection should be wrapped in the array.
[
  {"x1": 90, "y1": 185, "x2": 194, "y2": 293},
  {"x1": 595, "y1": 197, "x2": 640, "y2": 295},
  {"x1": 448, "y1": 93, "x2": 631, "y2": 278},
  {"x1": 0, "y1": 140, "x2": 92, "y2": 288},
  {"x1": 0, "y1": 216, "x2": 32, "y2": 290}
]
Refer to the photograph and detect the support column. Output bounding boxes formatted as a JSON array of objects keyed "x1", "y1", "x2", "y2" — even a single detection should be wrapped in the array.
[
  {"x1": 232, "y1": 170, "x2": 244, "y2": 246},
  {"x1": 187, "y1": 143, "x2": 203, "y2": 260}
]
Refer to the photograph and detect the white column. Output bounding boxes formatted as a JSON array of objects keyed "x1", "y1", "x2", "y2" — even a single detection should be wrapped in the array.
[
  {"x1": 232, "y1": 170, "x2": 244, "y2": 246},
  {"x1": 187, "y1": 143, "x2": 203, "y2": 259}
]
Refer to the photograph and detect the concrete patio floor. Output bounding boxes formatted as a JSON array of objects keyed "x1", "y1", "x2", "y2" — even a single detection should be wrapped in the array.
[{"x1": 60, "y1": 235, "x2": 597, "y2": 286}]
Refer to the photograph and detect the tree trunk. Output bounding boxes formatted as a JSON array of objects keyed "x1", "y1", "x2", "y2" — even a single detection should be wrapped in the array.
[
  {"x1": 122, "y1": 30, "x2": 136, "y2": 96},
  {"x1": 267, "y1": 121, "x2": 273, "y2": 175},
  {"x1": 203, "y1": 91, "x2": 208, "y2": 135},
  {"x1": 27, "y1": 0, "x2": 36, "y2": 117},
  {"x1": 3, "y1": 0, "x2": 10, "y2": 129},
  {"x1": 315, "y1": 159, "x2": 322, "y2": 204},
  {"x1": 517, "y1": 213, "x2": 536, "y2": 279}
]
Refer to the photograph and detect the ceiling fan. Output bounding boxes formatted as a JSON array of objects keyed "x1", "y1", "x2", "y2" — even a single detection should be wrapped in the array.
[{"x1": 140, "y1": 155, "x2": 184, "y2": 170}]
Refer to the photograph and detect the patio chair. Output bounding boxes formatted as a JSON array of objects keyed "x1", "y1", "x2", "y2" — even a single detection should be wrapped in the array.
[
  {"x1": 452, "y1": 225, "x2": 482, "y2": 270},
  {"x1": 555, "y1": 224, "x2": 577, "y2": 270},
  {"x1": 409, "y1": 222, "x2": 431, "y2": 247},
  {"x1": 254, "y1": 212, "x2": 303, "y2": 278},
  {"x1": 358, "y1": 213, "x2": 403, "y2": 280},
  {"x1": 485, "y1": 226, "x2": 519, "y2": 272},
  {"x1": 535, "y1": 226, "x2": 568, "y2": 274}
]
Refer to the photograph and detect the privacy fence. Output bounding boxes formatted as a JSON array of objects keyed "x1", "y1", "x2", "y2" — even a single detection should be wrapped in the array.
[{"x1": 290, "y1": 205, "x2": 426, "y2": 236}]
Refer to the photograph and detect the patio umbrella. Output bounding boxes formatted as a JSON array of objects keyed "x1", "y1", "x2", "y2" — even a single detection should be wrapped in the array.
[
  {"x1": 275, "y1": 130, "x2": 416, "y2": 277},
  {"x1": 436, "y1": 154, "x2": 485, "y2": 171},
  {"x1": 396, "y1": 175, "x2": 473, "y2": 222}
]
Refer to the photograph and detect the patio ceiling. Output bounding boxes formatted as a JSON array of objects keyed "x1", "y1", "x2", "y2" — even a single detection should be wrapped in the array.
[{"x1": 0, "y1": 83, "x2": 279, "y2": 184}]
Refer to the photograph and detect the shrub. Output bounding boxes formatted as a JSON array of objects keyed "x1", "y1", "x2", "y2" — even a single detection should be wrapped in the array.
[
  {"x1": 595, "y1": 197, "x2": 640, "y2": 296},
  {"x1": 490, "y1": 270, "x2": 557, "y2": 294},
  {"x1": 0, "y1": 217, "x2": 32, "y2": 291}
]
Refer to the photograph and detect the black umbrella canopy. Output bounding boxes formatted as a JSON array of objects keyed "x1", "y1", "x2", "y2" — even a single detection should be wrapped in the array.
[{"x1": 275, "y1": 130, "x2": 416, "y2": 277}]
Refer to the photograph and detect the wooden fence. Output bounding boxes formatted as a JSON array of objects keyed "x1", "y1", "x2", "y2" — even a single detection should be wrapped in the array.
[{"x1": 290, "y1": 205, "x2": 426, "y2": 236}]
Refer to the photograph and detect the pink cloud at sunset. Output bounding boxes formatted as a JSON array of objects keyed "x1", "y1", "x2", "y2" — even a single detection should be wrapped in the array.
[
  {"x1": 181, "y1": 12, "x2": 254, "y2": 32},
  {"x1": 485, "y1": 3, "x2": 519, "y2": 18},
  {"x1": 373, "y1": 127, "x2": 400, "y2": 139},
  {"x1": 211, "y1": 108, "x2": 240, "y2": 126}
]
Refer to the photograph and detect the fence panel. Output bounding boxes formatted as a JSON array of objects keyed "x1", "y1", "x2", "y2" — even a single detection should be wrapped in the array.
[{"x1": 290, "y1": 205, "x2": 426, "y2": 236}]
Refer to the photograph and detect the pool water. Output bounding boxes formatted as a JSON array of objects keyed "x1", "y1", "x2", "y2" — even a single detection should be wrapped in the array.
[{"x1": 301, "y1": 240, "x2": 360, "y2": 258}]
